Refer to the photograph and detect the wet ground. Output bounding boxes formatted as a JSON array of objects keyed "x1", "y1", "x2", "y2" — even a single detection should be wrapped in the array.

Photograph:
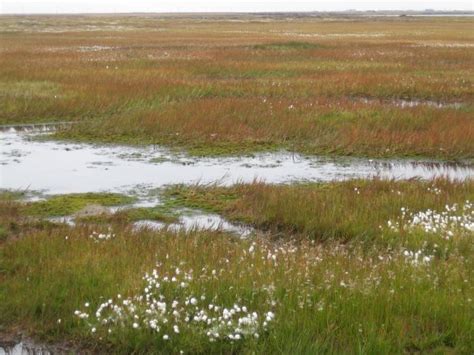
[
  {"x1": 1, "y1": 129, "x2": 473, "y2": 237},
  {"x1": 1, "y1": 130, "x2": 472, "y2": 196},
  {"x1": 0, "y1": 343, "x2": 48, "y2": 355},
  {"x1": 133, "y1": 212, "x2": 254, "y2": 237},
  {"x1": 49, "y1": 208, "x2": 253, "y2": 237},
  {"x1": 0, "y1": 338, "x2": 57, "y2": 355}
]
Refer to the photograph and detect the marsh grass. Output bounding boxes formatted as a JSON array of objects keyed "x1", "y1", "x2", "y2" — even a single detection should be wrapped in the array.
[
  {"x1": 0, "y1": 179, "x2": 473, "y2": 353},
  {"x1": 76, "y1": 206, "x2": 178, "y2": 225},
  {"x1": 55, "y1": 99, "x2": 474, "y2": 158},
  {"x1": 1, "y1": 16, "x2": 473, "y2": 158},
  {"x1": 23, "y1": 193, "x2": 136, "y2": 218},
  {"x1": 165, "y1": 178, "x2": 474, "y2": 246},
  {"x1": 0, "y1": 189, "x2": 27, "y2": 201},
  {"x1": 0, "y1": 224, "x2": 472, "y2": 353},
  {"x1": 0, "y1": 195, "x2": 58, "y2": 242},
  {"x1": 1, "y1": 14, "x2": 473, "y2": 353}
]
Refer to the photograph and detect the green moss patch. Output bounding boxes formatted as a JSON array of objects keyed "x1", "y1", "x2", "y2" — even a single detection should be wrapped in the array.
[
  {"x1": 25, "y1": 193, "x2": 136, "y2": 218},
  {"x1": 77, "y1": 206, "x2": 178, "y2": 225}
]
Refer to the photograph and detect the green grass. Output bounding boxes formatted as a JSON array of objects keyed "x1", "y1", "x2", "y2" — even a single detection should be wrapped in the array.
[
  {"x1": 0, "y1": 225, "x2": 472, "y2": 353},
  {"x1": 0, "y1": 189, "x2": 27, "y2": 201},
  {"x1": 0, "y1": 80, "x2": 63, "y2": 99},
  {"x1": 76, "y1": 206, "x2": 178, "y2": 225},
  {"x1": 53, "y1": 101, "x2": 474, "y2": 159},
  {"x1": 54, "y1": 128, "x2": 282, "y2": 157},
  {"x1": 0, "y1": 197, "x2": 58, "y2": 241},
  {"x1": 0, "y1": 179, "x2": 473, "y2": 353},
  {"x1": 24, "y1": 193, "x2": 136, "y2": 218},
  {"x1": 164, "y1": 179, "x2": 474, "y2": 247}
]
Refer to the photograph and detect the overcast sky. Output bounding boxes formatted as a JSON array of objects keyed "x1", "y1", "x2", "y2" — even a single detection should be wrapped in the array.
[{"x1": 1, "y1": 1, "x2": 473, "y2": 14}]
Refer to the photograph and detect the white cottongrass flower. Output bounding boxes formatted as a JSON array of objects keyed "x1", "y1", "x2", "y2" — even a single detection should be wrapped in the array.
[
  {"x1": 386, "y1": 201, "x2": 473, "y2": 240},
  {"x1": 74, "y1": 262, "x2": 275, "y2": 343}
]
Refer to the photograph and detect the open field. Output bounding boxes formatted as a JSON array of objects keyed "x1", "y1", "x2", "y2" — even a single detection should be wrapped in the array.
[
  {"x1": 1, "y1": 15, "x2": 473, "y2": 158},
  {"x1": 1, "y1": 13, "x2": 473, "y2": 354}
]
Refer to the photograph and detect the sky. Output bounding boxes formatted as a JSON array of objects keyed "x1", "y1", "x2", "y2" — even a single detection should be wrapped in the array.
[{"x1": 1, "y1": 1, "x2": 473, "y2": 14}]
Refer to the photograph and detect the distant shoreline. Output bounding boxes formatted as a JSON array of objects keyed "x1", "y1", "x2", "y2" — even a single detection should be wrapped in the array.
[{"x1": 1, "y1": 11, "x2": 473, "y2": 17}]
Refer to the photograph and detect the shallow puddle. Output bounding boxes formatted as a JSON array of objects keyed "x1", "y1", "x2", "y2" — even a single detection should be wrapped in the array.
[
  {"x1": 358, "y1": 97, "x2": 464, "y2": 109},
  {"x1": 134, "y1": 212, "x2": 253, "y2": 237},
  {"x1": 1, "y1": 131, "x2": 472, "y2": 196},
  {"x1": 0, "y1": 342, "x2": 52, "y2": 355},
  {"x1": 47, "y1": 209, "x2": 252, "y2": 238},
  {"x1": 47, "y1": 216, "x2": 76, "y2": 226}
]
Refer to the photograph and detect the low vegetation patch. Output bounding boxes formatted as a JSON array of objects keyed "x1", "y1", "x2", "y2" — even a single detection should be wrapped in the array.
[
  {"x1": 24, "y1": 193, "x2": 136, "y2": 218},
  {"x1": 76, "y1": 206, "x2": 178, "y2": 225},
  {"x1": 56, "y1": 100, "x2": 474, "y2": 159},
  {"x1": 0, "y1": 196, "x2": 58, "y2": 241}
]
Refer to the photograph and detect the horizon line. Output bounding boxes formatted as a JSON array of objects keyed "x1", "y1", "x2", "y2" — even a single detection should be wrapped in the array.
[{"x1": 2, "y1": 9, "x2": 474, "y2": 15}]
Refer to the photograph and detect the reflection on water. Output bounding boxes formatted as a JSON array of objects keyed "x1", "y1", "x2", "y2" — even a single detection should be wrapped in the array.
[
  {"x1": 134, "y1": 212, "x2": 253, "y2": 237},
  {"x1": 46, "y1": 211, "x2": 252, "y2": 238},
  {"x1": 0, "y1": 342, "x2": 52, "y2": 355},
  {"x1": 1, "y1": 130, "x2": 472, "y2": 196}
]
